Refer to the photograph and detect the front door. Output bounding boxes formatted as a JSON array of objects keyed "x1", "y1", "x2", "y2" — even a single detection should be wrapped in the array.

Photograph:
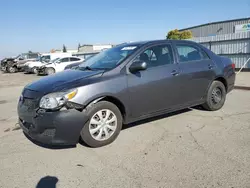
[
  {"x1": 127, "y1": 43, "x2": 183, "y2": 118},
  {"x1": 174, "y1": 43, "x2": 216, "y2": 104},
  {"x1": 57, "y1": 57, "x2": 70, "y2": 72}
]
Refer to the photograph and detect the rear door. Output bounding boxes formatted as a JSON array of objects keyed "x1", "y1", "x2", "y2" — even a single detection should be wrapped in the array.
[{"x1": 173, "y1": 42, "x2": 216, "y2": 104}]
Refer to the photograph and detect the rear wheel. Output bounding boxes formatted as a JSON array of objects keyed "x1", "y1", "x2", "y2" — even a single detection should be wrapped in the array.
[
  {"x1": 202, "y1": 81, "x2": 226, "y2": 111},
  {"x1": 80, "y1": 101, "x2": 123, "y2": 148},
  {"x1": 45, "y1": 67, "x2": 55, "y2": 75}
]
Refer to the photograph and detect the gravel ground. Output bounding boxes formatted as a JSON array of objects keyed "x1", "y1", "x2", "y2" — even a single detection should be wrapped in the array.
[{"x1": 0, "y1": 71, "x2": 250, "y2": 188}]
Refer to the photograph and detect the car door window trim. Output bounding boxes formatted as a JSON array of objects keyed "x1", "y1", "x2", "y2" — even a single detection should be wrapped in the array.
[
  {"x1": 174, "y1": 43, "x2": 211, "y2": 63},
  {"x1": 126, "y1": 42, "x2": 176, "y2": 73}
]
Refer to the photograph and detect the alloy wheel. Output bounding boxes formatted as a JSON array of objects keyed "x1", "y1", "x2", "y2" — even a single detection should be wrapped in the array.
[
  {"x1": 89, "y1": 109, "x2": 117, "y2": 141},
  {"x1": 9, "y1": 67, "x2": 16, "y2": 73},
  {"x1": 211, "y1": 87, "x2": 222, "y2": 104}
]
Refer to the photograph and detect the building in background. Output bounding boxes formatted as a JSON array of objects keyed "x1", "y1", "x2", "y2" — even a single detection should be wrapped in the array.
[
  {"x1": 180, "y1": 17, "x2": 250, "y2": 69},
  {"x1": 78, "y1": 44, "x2": 113, "y2": 54},
  {"x1": 51, "y1": 49, "x2": 78, "y2": 53}
]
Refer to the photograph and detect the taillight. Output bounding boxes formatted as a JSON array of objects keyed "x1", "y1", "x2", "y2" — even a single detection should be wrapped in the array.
[{"x1": 231, "y1": 63, "x2": 235, "y2": 69}]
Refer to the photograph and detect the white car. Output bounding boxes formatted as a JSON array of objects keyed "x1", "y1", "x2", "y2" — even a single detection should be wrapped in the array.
[
  {"x1": 37, "y1": 57, "x2": 83, "y2": 75},
  {"x1": 24, "y1": 57, "x2": 60, "y2": 74}
]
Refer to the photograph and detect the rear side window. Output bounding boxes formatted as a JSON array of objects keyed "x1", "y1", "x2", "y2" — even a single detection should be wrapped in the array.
[
  {"x1": 70, "y1": 57, "x2": 80, "y2": 61},
  {"x1": 61, "y1": 58, "x2": 69, "y2": 63},
  {"x1": 200, "y1": 50, "x2": 210, "y2": 60},
  {"x1": 176, "y1": 44, "x2": 208, "y2": 63}
]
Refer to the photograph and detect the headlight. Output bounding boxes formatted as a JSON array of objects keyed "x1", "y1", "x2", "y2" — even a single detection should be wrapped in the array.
[{"x1": 39, "y1": 89, "x2": 78, "y2": 109}]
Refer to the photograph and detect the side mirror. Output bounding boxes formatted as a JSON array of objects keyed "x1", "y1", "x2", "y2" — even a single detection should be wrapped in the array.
[{"x1": 129, "y1": 61, "x2": 147, "y2": 73}]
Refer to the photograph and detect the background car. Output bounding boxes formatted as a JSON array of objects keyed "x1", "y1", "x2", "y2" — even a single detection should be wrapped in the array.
[
  {"x1": 1, "y1": 53, "x2": 39, "y2": 73},
  {"x1": 1, "y1": 54, "x2": 25, "y2": 72},
  {"x1": 64, "y1": 53, "x2": 98, "y2": 70},
  {"x1": 37, "y1": 56, "x2": 83, "y2": 75},
  {"x1": 23, "y1": 56, "x2": 53, "y2": 74}
]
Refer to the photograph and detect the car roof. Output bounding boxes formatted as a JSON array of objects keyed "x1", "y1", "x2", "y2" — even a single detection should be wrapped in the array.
[{"x1": 116, "y1": 39, "x2": 198, "y2": 47}]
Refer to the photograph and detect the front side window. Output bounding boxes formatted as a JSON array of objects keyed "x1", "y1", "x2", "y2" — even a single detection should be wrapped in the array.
[
  {"x1": 78, "y1": 44, "x2": 140, "y2": 70},
  {"x1": 176, "y1": 44, "x2": 208, "y2": 63},
  {"x1": 135, "y1": 44, "x2": 174, "y2": 68},
  {"x1": 51, "y1": 58, "x2": 60, "y2": 63}
]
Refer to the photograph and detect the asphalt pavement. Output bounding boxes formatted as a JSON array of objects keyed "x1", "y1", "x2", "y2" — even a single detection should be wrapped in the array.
[{"x1": 0, "y1": 72, "x2": 250, "y2": 188}]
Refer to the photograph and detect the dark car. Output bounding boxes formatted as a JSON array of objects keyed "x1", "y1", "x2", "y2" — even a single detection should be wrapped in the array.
[
  {"x1": 1, "y1": 55, "x2": 24, "y2": 72},
  {"x1": 1, "y1": 53, "x2": 39, "y2": 73},
  {"x1": 17, "y1": 40, "x2": 235, "y2": 148}
]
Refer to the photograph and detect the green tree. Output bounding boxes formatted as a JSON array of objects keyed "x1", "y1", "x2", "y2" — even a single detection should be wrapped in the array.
[
  {"x1": 166, "y1": 29, "x2": 192, "y2": 40},
  {"x1": 62, "y1": 44, "x2": 67, "y2": 52},
  {"x1": 180, "y1": 30, "x2": 192, "y2": 39},
  {"x1": 166, "y1": 29, "x2": 180, "y2": 40}
]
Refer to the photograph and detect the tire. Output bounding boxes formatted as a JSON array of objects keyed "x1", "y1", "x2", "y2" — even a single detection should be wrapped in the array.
[
  {"x1": 7, "y1": 66, "x2": 17, "y2": 73},
  {"x1": 45, "y1": 67, "x2": 55, "y2": 75},
  {"x1": 202, "y1": 81, "x2": 226, "y2": 111},
  {"x1": 32, "y1": 67, "x2": 38, "y2": 74},
  {"x1": 80, "y1": 101, "x2": 123, "y2": 148},
  {"x1": 1, "y1": 66, "x2": 7, "y2": 73}
]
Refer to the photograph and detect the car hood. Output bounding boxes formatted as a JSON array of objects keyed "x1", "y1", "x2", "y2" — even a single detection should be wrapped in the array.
[{"x1": 25, "y1": 69, "x2": 104, "y2": 94}]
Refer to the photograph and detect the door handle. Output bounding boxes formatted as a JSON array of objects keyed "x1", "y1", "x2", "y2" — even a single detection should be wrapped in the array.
[
  {"x1": 171, "y1": 70, "x2": 179, "y2": 76},
  {"x1": 208, "y1": 64, "x2": 214, "y2": 69}
]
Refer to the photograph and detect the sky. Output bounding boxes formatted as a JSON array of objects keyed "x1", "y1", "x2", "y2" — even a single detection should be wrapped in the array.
[{"x1": 0, "y1": 0, "x2": 249, "y2": 58}]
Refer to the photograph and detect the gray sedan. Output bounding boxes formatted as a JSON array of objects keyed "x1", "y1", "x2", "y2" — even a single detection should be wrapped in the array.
[{"x1": 18, "y1": 40, "x2": 235, "y2": 148}]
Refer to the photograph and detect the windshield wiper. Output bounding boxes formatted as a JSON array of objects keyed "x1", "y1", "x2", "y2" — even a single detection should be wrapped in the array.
[
  {"x1": 78, "y1": 66, "x2": 94, "y2": 71},
  {"x1": 78, "y1": 66, "x2": 110, "y2": 71}
]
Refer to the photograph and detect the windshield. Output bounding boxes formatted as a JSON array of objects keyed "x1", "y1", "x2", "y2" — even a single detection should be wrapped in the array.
[
  {"x1": 15, "y1": 55, "x2": 21, "y2": 59},
  {"x1": 50, "y1": 58, "x2": 60, "y2": 63},
  {"x1": 36, "y1": 57, "x2": 42, "y2": 61},
  {"x1": 78, "y1": 45, "x2": 139, "y2": 70}
]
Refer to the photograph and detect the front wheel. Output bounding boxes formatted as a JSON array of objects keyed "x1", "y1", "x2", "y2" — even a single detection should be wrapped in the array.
[
  {"x1": 32, "y1": 67, "x2": 38, "y2": 74},
  {"x1": 7, "y1": 66, "x2": 17, "y2": 73},
  {"x1": 80, "y1": 101, "x2": 123, "y2": 148},
  {"x1": 202, "y1": 81, "x2": 226, "y2": 111},
  {"x1": 45, "y1": 67, "x2": 55, "y2": 75}
]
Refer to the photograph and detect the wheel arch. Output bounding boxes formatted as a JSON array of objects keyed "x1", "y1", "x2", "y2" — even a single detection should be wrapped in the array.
[
  {"x1": 214, "y1": 76, "x2": 228, "y2": 92},
  {"x1": 204, "y1": 76, "x2": 228, "y2": 99},
  {"x1": 85, "y1": 95, "x2": 127, "y2": 122}
]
